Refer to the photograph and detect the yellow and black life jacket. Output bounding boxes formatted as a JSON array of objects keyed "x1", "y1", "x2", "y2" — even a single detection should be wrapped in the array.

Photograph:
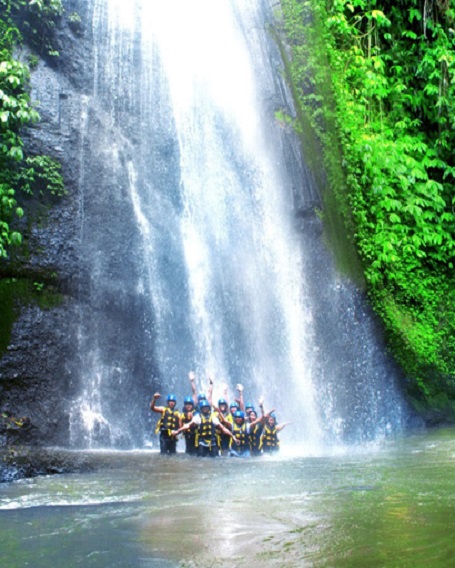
[
  {"x1": 232, "y1": 423, "x2": 248, "y2": 452},
  {"x1": 216, "y1": 411, "x2": 231, "y2": 448},
  {"x1": 155, "y1": 407, "x2": 180, "y2": 436},
  {"x1": 180, "y1": 410, "x2": 196, "y2": 438},
  {"x1": 196, "y1": 413, "x2": 217, "y2": 448},
  {"x1": 249, "y1": 423, "x2": 263, "y2": 452},
  {"x1": 261, "y1": 425, "x2": 279, "y2": 450}
]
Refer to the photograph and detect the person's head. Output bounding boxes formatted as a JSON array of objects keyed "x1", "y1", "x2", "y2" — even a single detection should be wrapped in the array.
[
  {"x1": 166, "y1": 394, "x2": 177, "y2": 409},
  {"x1": 267, "y1": 412, "x2": 277, "y2": 427},
  {"x1": 248, "y1": 410, "x2": 258, "y2": 422},
  {"x1": 183, "y1": 396, "x2": 194, "y2": 411},
  {"x1": 200, "y1": 399, "x2": 211, "y2": 416},
  {"x1": 197, "y1": 392, "x2": 206, "y2": 402},
  {"x1": 245, "y1": 402, "x2": 255, "y2": 416},
  {"x1": 218, "y1": 398, "x2": 227, "y2": 412},
  {"x1": 233, "y1": 410, "x2": 245, "y2": 424},
  {"x1": 229, "y1": 401, "x2": 239, "y2": 415}
]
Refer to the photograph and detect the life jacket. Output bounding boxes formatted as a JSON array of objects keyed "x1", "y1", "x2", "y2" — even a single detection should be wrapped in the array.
[
  {"x1": 216, "y1": 411, "x2": 231, "y2": 448},
  {"x1": 249, "y1": 423, "x2": 263, "y2": 452},
  {"x1": 261, "y1": 425, "x2": 279, "y2": 451},
  {"x1": 232, "y1": 422, "x2": 248, "y2": 452},
  {"x1": 196, "y1": 413, "x2": 218, "y2": 448},
  {"x1": 155, "y1": 407, "x2": 180, "y2": 436},
  {"x1": 181, "y1": 410, "x2": 196, "y2": 438}
]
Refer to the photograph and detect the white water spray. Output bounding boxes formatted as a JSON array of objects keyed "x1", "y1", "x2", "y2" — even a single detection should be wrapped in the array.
[{"x1": 70, "y1": 0, "x2": 408, "y2": 450}]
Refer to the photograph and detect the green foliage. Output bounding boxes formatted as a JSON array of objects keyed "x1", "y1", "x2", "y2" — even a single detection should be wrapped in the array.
[
  {"x1": 68, "y1": 12, "x2": 81, "y2": 24},
  {"x1": 0, "y1": 0, "x2": 65, "y2": 258},
  {"x1": 280, "y1": 0, "x2": 455, "y2": 417}
]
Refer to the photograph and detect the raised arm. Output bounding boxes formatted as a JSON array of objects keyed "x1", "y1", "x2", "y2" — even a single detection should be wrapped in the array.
[
  {"x1": 235, "y1": 383, "x2": 244, "y2": 411},
  {"x1": 150, "y1": 392, "x2": 165, "y2": 413},
  {"x1": 188, "y1": 371, "x2": 197, "y2": 405},
  {"x1": 258, "y1": 397, "x2": 265, "y2": 422},
  {"x1": 207, "y1": 374, "x2": 214, "y2": 405},
  {"x1": 276, "y1": 421, "x2": 292, "y2": 432}
]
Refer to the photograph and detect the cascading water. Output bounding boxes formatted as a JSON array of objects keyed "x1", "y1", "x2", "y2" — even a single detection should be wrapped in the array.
[{"x1": 69, "y1": 0, "x2": 410, "y2": 450}]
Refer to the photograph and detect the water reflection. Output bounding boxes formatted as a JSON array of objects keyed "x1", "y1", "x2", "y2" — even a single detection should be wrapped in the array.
[{"x1": 0, "y1": 430, "x2": 454, "y2": 567}]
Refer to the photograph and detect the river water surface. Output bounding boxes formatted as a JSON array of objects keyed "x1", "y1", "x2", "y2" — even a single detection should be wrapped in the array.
[{"x1": 1, "y1": 428, "x2": 454, "y2": 567}]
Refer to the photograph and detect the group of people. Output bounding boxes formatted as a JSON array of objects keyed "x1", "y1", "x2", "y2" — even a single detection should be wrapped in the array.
[{"x1": 150, "y1": 371, "x2": 290, "y2": 457}]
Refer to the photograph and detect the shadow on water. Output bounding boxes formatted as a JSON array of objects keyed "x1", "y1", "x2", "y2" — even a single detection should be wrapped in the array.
[{"x1": 0, "y1": 428, "x2": 454, "y2": 567}]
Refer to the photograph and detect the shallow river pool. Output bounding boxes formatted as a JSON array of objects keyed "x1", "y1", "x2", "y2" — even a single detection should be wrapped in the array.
[{"x1": 1, "y1": 428, "x2": 454, "y2": 567}]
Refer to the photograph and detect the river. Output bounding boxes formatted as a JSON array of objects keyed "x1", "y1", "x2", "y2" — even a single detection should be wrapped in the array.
[{"x1": 1, "y1": 427, "x2": 454, "y2": 567}]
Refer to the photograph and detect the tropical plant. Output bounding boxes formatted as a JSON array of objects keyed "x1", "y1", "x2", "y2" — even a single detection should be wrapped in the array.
[
  {"x1": 0, "y1": 0, "x2": 64, "y2": 258},
  {"x1": 279, "y1": 0, "x2": 455, "y2": 418}
]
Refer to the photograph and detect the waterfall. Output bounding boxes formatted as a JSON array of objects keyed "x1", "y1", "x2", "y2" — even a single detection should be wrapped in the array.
[{"x1": 69, "y1": 0, "x2": 409, "y2": 450}]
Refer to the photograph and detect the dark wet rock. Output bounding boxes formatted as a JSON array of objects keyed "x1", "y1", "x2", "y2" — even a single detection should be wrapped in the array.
[
  {"x1": 0, "y1": 1, "x2": 92, "y2": 449},
  {"x1": 0, "y1": 447, "x2": 152, "y2": 483},
  {"x1": 0, "y1": 448, "x2": 93, "y2": 483}
]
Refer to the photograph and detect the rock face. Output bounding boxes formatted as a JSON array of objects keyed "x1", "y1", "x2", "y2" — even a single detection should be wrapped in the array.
[
  {"x1": 1, "y1": 0, "x2": 159, "y2": 449},
  {"x1": 0, "y1": 0, "x2": 95, "y2": 448}
]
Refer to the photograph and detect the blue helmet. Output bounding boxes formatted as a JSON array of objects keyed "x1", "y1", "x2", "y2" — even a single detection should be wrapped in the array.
[
  {"x1": 199, "y1": 399, "x2": 211, "y2": 411},
  {"x1": 234, "y1": 410, "x2": 245, "y2": 420},
  {"x1": 269, "y1": 412, "x2": 277, "y2": 421},
  {"x1": 230, "y1": 401, "x2": 239, "y2": 411},
  {"x1": 183, "y1": 396, "x2": 194, "y2": 406},
  {"x1": 197, "y1": 393, "x2": 206, "y2": 401},
  {"x1": 218, "y1": 398, "x2": 227, "y2": 407},
  {"x1": 167, "y1": 394, "x2": 177, "y2": 403},
  {"x1": 245, "y1": 402, "x2": 255, "y2": 412}
]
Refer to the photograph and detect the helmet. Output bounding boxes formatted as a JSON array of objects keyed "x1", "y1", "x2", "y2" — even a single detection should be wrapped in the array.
[
  {"x1": 167, "y1": 394, "x2": 177, "y2": 403},
  {"x1": 199, "y1": 399, "x2": 210, "y2": 409},
  {"x1": 183, "y1": 397, "x2": 193, "y2": 406},
  {"x1": 230, "y1": 401, "x2": 239, "y2": 411},
  {"x1": 197, "y1": 393, "x2": 206, "y2": 401},
  {"x1": 234, "y1": 410, "x2": 245, "y2": 420},
  {"x1": 245, "y1": 402, "x2": 255, "y2": 412},
  {"x1": 218, "y1": 398, "x2": 227, "y2": 406},
  {"x1": 269, "y1": 412, "x2": 277, "y2": 421}
]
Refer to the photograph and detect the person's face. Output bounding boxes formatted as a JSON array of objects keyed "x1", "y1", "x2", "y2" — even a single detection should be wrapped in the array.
[
  {"x1": 201, "y1": 406, "x2": 210, "y2": 415},
  {"x1": 168, "y1": 400, "x2": 176, "y2": 409},
  {"x1": 267, "y1": 416, "x2": 275, "y2": 427},
  {"x1": 248, "y1": 412, "x2": 257, "y2": 422},
  {"x1": 184, "y1": 403, "x2": 193, "y2": 412},
  {"x1": 219, "y1": 403, "x2": 227, "y2": 413},
  {"x1": 234, "y1": 417, "x2": 244, "y2": 426}
]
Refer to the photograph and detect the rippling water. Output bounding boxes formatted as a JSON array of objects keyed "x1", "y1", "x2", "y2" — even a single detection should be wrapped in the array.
[{"x1": 1, "y1": 428, "x2": 454, "y2": 567}]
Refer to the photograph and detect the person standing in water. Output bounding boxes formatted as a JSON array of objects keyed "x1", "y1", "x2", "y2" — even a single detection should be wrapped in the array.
[
  {"x1": 180, "y1": 396, "x2": 197, "y2": 455},
  {"x1": 150, "y1": 393, "x2": 181, "y2": 454},
  {"x1": 261, "y1": 412, "x2": 291, "y2": 454}
]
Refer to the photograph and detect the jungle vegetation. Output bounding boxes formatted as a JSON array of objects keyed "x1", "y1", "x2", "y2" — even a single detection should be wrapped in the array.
[{"x1": 279, "y1": 0, "x2": 455, "y2": 420}]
